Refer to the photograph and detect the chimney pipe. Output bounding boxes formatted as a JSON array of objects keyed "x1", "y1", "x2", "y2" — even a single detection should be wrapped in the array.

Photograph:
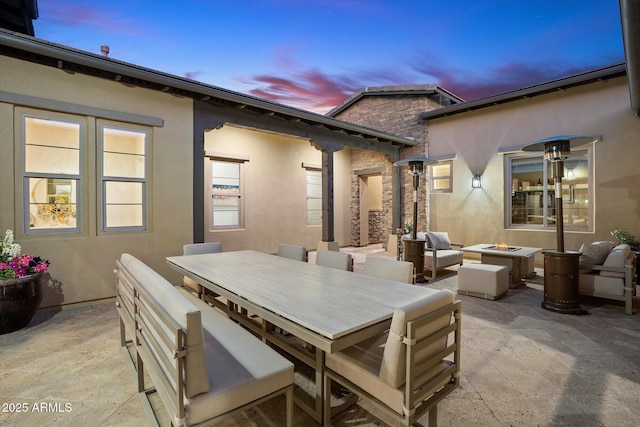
[{"x1": 101, "y1": 45, "x2": 109, "y2": 57}]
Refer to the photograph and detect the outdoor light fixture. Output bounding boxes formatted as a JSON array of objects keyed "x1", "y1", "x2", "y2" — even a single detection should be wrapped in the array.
[
  {"x1": 394, "y1": 157, "x2": 438, "y2": 282},
  {"x1": 522, "y1": 134, "x2": 600, "y2": 315},
  {"x1": 521, "y1": 135, "x2": 600, "y2": 252},
  {"x1": 393, "y1": 157, "x2": 437, "y2": 239},
  {"x1": 471, "y1": 174, "x2": 482, "y2": 189}
]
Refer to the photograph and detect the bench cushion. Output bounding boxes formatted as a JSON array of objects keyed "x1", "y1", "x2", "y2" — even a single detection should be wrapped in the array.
[
  {"x1": 178, "y1": 288, "x2": 294, "y2": 425},
  {"x1": 120, "y1": 253, "x2": 210, "y2": 398}
]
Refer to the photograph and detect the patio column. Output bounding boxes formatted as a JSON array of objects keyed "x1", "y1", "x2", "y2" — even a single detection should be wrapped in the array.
[{"x1": 311, "y1": 140, "x2": 341, "y2": 251}]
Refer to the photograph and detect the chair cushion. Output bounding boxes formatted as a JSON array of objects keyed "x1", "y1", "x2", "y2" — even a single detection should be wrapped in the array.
[
  {"x1": 178, "y1": 288, "x2": 294, "y2": 425},
  {"x1": 380, "y1": 289, "x2": 456, "y2": 388},
  {"x1": 600, "y1": 244, "x2": 630, "y2": 278},
  {"x1": 579, "y1": 241, "x2": 615, "y2": 271},
  {"x1": 424, "y1": 249, "x2": 464, "y2": 268},
  {"x1": 325, "y1": 325, "x2": 453, "y2": 414},
  {"x1": 120, "y1": 253, "x2": 210, "y2": 398},
  {"x1": 426, "y1": 231, "x2": 452, "y2": 250},
  {"x1": 316, "y1": 250, "x2": 352, "y2": 271},
  {"x1": 364, "y1": 257, "x2": 414, "y2": 283},
  {"x1": 579, "y1": 272, "x2": 625, "y2": 296}
]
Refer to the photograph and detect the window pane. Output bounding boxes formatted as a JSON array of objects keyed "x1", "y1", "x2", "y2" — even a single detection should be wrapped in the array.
[
  {"x1": 432, "y1": 164, "x2": 450, "y2": 178},
  {"x1": 511, "y1": 157, "x2": 545, "y2": 225},
  {"x1": 105, "y1": 205, "x2": 143, "y2": 228},
  {"x1": 307, "y1": 198, "x2": 322, "y2": 224},
  {"x1": 103, "y1": 128, "x2": 146, "y2": 155},
  {"x1": 25, "y1": 117, "x2": 80, "y2": 175},
  {"x1": 28, "y1": 177, "x2": 77, "y2": 229},
  {"x1": 212, "y1": 161, "x2": 240, "y2": 194},
  {"x1": 562, "y1": 152, "x2": 589, "y2": 228},
  {"x1": 104, "y1": 152, "x2": 145, "y2": 177},
  {"x1": 105, "y1": 181, "x2": 142, "y2": 204},
  {"x1": 213, "y1": 196, "x2": 239, "y2": 226},
  {"x1": 433, "y1": 178, "x2": 451, "y2": 191}
]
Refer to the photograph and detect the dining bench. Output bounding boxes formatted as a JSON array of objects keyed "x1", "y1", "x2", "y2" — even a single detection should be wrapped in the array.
[{"x1": 115, "y1": 253, "x2": 294, "y2": 426}]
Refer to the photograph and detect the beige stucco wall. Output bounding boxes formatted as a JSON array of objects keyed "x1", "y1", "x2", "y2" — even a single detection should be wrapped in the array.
[
  {"x1": 427, "y1": 76, "x2": 640, "y2": 264},
  {"x1": 1, "y1": 55, "x2": 194, "y2": 307},
  {"x1": 203, "y1": 125, "x2": 351, "y2": 253}
]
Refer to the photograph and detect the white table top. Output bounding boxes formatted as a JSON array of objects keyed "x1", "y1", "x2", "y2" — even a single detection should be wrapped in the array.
[
  {"x1": 167, "y1": 250, "x2": 438, "y2": 343},
  {"x1": 461, "y1": 244, "x2": 542, "y2": 257}
]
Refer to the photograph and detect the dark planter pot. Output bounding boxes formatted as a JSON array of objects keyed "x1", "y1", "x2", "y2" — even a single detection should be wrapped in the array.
[{"x1": 0, "y1": 272, "x2": 44, "y2": 335}]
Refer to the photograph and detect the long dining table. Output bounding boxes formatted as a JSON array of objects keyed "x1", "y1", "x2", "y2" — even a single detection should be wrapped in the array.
[{"x1": 166, "y1": 250, "x2": 440, "y2": 423}]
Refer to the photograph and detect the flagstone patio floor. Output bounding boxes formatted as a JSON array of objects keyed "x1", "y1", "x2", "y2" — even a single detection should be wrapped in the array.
[{"x1": 1, "y1": 244, "x2": 639, "y2": 426}]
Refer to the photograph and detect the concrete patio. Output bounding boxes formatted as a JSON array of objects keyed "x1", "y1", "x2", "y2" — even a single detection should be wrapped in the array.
[{"x1": 1, "y1": 244, "x2": 638, "y2": 426}]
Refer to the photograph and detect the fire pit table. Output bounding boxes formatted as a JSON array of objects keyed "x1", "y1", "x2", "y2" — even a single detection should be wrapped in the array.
[{"x1": 461, "y1": 244, "x2": 542, "y2": 288}]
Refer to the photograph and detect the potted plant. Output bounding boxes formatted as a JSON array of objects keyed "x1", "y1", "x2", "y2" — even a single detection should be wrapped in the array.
[
  {"x1": 0, "y1": 229, "x2": 50, "y2": 334},
  {"x1": 610, "y1": 228, "x2": 640, "y2": 252}
]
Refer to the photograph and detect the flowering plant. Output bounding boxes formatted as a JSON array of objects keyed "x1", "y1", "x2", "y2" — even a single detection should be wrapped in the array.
[{"x1": 0, "y1": 229, "x2": 49, "y2": 280}]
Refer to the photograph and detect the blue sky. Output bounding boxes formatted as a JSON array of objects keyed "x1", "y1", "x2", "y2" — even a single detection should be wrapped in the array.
[{"x1": 34, "y1": 0, "x2": 625, "y2": 113}]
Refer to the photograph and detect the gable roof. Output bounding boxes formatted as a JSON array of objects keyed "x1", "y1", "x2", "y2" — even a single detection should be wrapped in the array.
[
  {"x1": 420, "y1": 63, "x2": 627, "y2": 121},
  {"x1": 0, "y1": 28, "x2": 417, "y2": 148},
  {"x1": 326, "y1": 84, "x2": 464, "y2": 117}
]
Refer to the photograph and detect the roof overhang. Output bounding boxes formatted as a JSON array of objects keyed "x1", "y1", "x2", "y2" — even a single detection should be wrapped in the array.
[
  {"x1": 620, "y1": 0, "x2": 640, "y2": 115},
  {"x1": 0, "y1": 29, "x2": 417, "y2": 148},
  {"x1": 419, "y1": 63, "x2": 627, "y2": 121}
]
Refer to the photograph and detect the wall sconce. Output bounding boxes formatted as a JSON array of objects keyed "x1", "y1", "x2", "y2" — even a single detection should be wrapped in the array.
[
  {"x1": 566, "y1": 168, "x2": 575, "y2": 180},
  {"x1": 471, "y1": 174, "x2": 482, "y2": 189}
]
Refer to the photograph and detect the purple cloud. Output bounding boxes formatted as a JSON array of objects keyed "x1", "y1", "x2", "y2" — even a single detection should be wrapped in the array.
[{"x1": 39, "y1": 1, "x2": 141, "y2": 35}]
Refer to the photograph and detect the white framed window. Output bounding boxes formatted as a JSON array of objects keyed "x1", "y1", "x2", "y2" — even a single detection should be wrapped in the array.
[
  {"x1": 507, "y1": 148, "x2": 591, "y2": 230},
  {"x1": 23, "y1": 115, "x2": 81, "y2": 233},
  {"x1": 306, "y1": 168, "x2": 322, "y2": 225},
  {"x1": 100, "y1": 125, "x2": 148, "y2": 231},
  {"x1": 210, "y1": 159, "x2": 243, "y2": 229},
  {"x1": 431, "y1": 161, "x2": 453, "y2": 193}
]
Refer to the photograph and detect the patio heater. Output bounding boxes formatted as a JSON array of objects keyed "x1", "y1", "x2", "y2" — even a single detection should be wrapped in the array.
[
  {"x1": 394, "y1": 157, "x2": 438, "y2": 282},
  {"x1": 522, "y1": 135, "x2": 600, "y2": 314}
]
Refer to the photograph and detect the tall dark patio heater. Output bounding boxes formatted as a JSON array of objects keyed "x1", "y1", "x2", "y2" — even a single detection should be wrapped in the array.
[
  {"x1": 522, "y1": 135, "x2": 600, "y2": 314},
  {"x1": 394, "y1": 157, "x2": 438, "y2": 282}
]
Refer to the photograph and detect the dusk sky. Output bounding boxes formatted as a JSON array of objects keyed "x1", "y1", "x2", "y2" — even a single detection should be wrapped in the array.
[{"x1": 33, "y1": 0, "x2": 625, "y2": 114}]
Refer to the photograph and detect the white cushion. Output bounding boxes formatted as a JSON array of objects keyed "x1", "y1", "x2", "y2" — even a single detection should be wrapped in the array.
[
  {"x1": 364, "y1": 257, "x2": 414, "y2": 284},
  {"x1": 600, "y1": 244, "x2": 630, "y2": 278},
  {"x1": 579, "y1": 272, "x2": 625, "y2": 296},
  {"x1": 316, "y1": 250, "x2": 352, "y2": 271},
  {"x1": 380, "y1": 290, "x2": 455, "y2": 388},
  {"x1": 178, "y1": 288, "x2": 294, "y2": 425},
  {"x1": 120, "y1": 253, "x2": 210, "y2": 398},
  {"x1": 424, "y1": 249, "x2": 464, "y2": 269},
  {"x1": 277, "y1": 244, "x2": 307, "y2": 261},
  {"x1": 427, "y1": 231, "x2": 452, "y2": 250}
]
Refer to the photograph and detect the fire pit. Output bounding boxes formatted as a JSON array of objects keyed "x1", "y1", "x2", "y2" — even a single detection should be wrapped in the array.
[{"x1": 483, "y1": 244, "x2": 521, "y2": 252}]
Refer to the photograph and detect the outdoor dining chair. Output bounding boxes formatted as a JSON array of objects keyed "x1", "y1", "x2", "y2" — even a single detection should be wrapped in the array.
[
  {"x1": 182, "y1": 242, "x2": 222, "y2": 298},
  {"x1": 316, "y1": 250, "x2": 353, "y2": 271},
  {"x1": 277, "y1": 243, "x2": 308, "y2": 262},
  {"x1": 364, "y1": 257, "x2": 415, "y2": 284}
]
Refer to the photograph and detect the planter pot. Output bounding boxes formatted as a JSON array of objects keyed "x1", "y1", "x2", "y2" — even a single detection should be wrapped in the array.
[{"x1": 0, "y1": 272, "x2": 44, "y2": 335}]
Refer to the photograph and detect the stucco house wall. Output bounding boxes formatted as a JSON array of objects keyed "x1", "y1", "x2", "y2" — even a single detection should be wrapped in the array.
[
  {"x1": 427, "y1": 76, "x2": 640, "y2": 258},
  {"x1": 203, "y1": 124, "x2": 352, "y2": 252},
  {"x1": 0, "y1": 55, "x2": 194, "y2": 307}
]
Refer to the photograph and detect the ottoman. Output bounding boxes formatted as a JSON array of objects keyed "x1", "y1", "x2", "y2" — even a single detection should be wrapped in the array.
[{"x1": 458, "y1": 263, "x2": 509, "y2": 300}]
